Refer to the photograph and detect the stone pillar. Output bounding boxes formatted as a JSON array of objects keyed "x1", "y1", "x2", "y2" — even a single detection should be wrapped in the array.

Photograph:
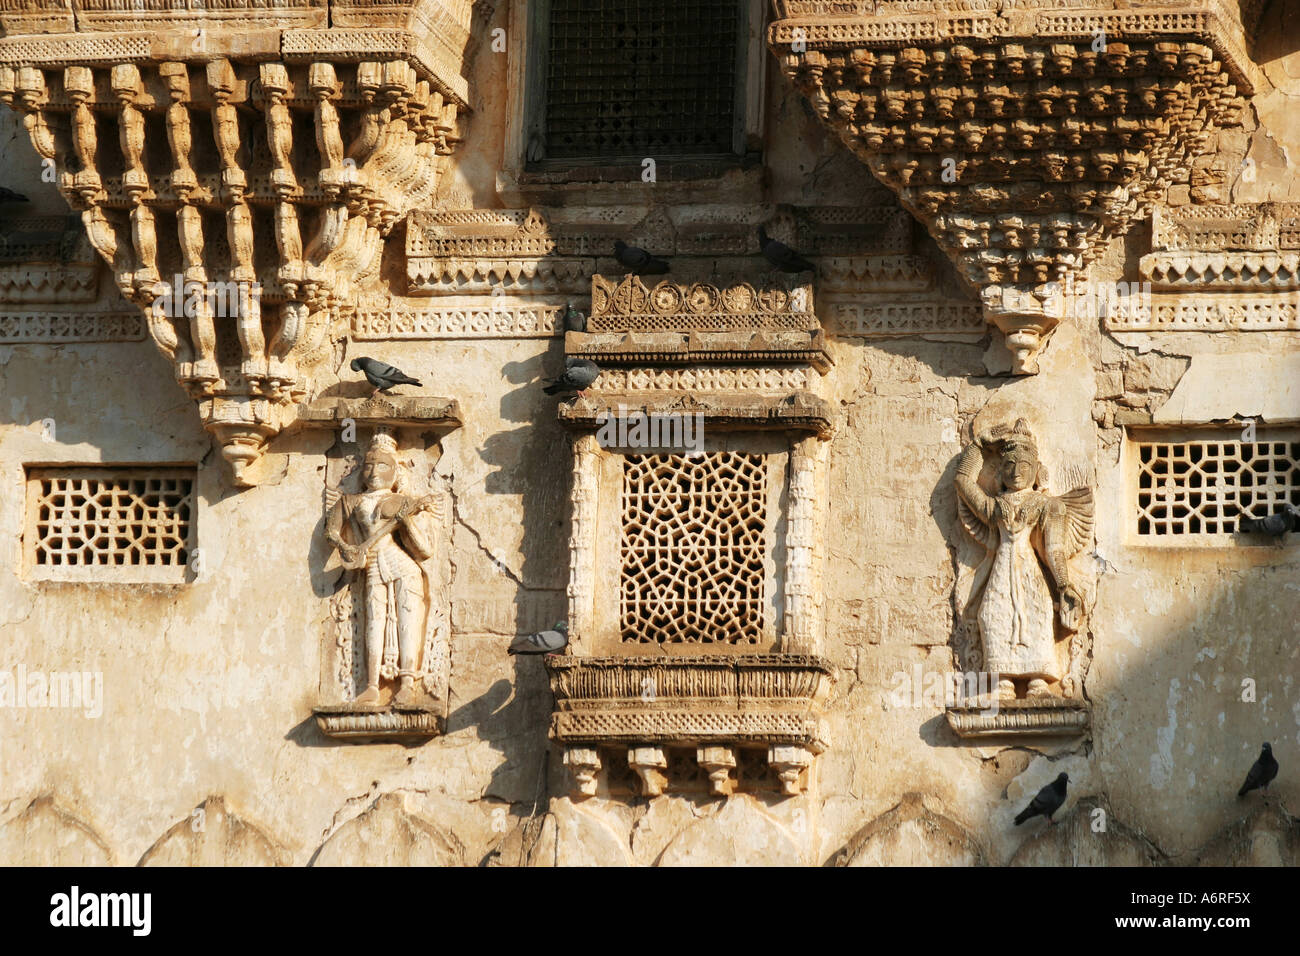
[
  {"x1": 784, "y1": 435, "x2": 824, "y2": 653},
  {"x1": 567, "y1": 432, "x2": 600, "y2": 653}
]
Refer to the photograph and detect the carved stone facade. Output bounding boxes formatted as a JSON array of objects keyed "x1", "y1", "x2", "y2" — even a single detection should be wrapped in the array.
[{"x1": 0, "y1": 0, "x2": 1297, "y2": 870}]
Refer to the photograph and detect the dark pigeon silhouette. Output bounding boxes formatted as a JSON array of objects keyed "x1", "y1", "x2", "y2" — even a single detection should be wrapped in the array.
[
  {"x1": 614, "y1": 240, "x2": 669, "y2": 276},
  {"x1": 1014, "y1": 772, "x2": 1069, "y2": 826},
  {"x1": 350, "y1": 356, "x2": 423, "y2": 396},
  {"x1": 563, "y1": 302, "x2": 587, "y2": 333},
  {"x1": 543, "y1": 357, "x2": 600, "y2": 396},
  {"x1": 508, "y1": 622, "x2": 568, "y2": 656},
  {"x1": 1238, "y1": 743, "x2": 1278, "y2": 797},
  {"x1": 0, "y1": 187, "x2": 29, "y2": 204},
  {"x1": 1238, "y1": 504, "x2": 1299, "y2": 542},
  {"x1": 758, "y1": 225, "x2": 815, "y2": 273}
]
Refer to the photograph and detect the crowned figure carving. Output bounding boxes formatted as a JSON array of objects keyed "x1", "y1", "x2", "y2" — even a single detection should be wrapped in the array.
[
  {"x1": 954, "y1": 419, "x2": 1094, "y2": 701},
  {"x1": 325, "y1": 430, "x2": 448, "y2": 708}
]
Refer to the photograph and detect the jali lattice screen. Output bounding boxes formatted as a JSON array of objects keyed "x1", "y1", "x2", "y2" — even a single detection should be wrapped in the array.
[
  {"x1": 1133, "y1": 433, "x2": 1300, "y2": 536},
  {"x1": 620, "y1": 451, "x2": 767, "y2": 644},
  {"x1": 544, "y1": 0, "x2": 741, "y2": 159},
  {"x1": 26, "y1": 467, "x2": 195, "y2": 580}
]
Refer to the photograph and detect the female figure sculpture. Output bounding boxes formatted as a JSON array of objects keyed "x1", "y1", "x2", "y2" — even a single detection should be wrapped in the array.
[
  {"x1": 955, "y1": 419, "x2": 1093, "y2": 700},
  {"x1": 326, "y1": 431, "x2": 442, "y2": 707}
]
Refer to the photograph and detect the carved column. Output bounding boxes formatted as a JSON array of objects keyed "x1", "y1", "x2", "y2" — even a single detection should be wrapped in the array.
[
  {"x1": 785, "y1": 435, "x2": 826, "y2": 654},
  {"x1": 566, "y1": 432, "x2": 600, "y2": 654}
]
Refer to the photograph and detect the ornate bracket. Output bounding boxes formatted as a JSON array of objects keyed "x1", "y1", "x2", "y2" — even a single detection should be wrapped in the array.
[
  {"x1": 0, "y1": 4, "x2": 481, "y2": 483},
  {"x1": 769, "y1": 0, "x2": 1256, "y2": 372}
]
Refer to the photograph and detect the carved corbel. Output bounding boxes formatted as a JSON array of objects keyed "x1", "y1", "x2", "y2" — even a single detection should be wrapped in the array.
[
  {"x1": 768, "y1": 745, "x2": 813, "y2": 796},
  {"x1": 629, "y1": 746, "x2": 668, "y2": 797},
  {"x1": 564, "y1": 748, "x2": 601, "y2": 797},
  {"x1": 696, "y1": 746, "x2": 736, "y2": 797},
  {"x1": 63, "y1": 67, "x2": 103, "y2": 206}
]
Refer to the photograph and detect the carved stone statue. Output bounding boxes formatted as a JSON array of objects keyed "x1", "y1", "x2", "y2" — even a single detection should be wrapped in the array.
[
  {"x1": 955, "y1": 419, "x2": 1093, "y2": 701},
  {"x1": 325, "y1": 431, "x2": 444, "y2": 708}
]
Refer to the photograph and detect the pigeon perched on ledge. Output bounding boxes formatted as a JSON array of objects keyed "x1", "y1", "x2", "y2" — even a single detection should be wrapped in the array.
[
  {"x1": 758, "y1": 225, "x2": 815, "y2": 274},
  {"x1": 350, "y1": 356, "x2": 423, "y2": 397},
  {"x1": 1237, "y1": 504, "x2": 1299, "y2": 542},
  {"x1": 563, "y1": 302, "x2": 587, "y2": 333},
  {"x1": 1014, "y1": 772, "x2": 1069, "y2": 826},
  {"x1": 543, "y1": 357, "x2": 600, "y2": 397},
  {"x1": 614, "y1": 240, "x2": 669, "y2": 276},
  {"x1": 1238, "y1": 742, "x2": 1278, "y2": 797},
  {"x1": 508, "y1": 622, "x2": 568, "y2": 656}
]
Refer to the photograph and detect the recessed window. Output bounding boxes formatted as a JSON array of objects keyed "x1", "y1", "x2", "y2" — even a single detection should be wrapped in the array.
[
  {"x1": 24, "y1": 467, "x2": 196, "y2": 582},
  {"x1": 525, "y1": 0, "x2": 756, "y2": 167},
  {"x1": 1129, "y1": 429, "x2": 1300, "y2": 541}
]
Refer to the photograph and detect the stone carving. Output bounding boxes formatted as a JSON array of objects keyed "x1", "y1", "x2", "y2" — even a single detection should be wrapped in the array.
[
  {"x1": 546, "y1": 654, "x2": 835, "y2": 797},
  {"x1": 590, "y1": 275, "x2": 816, "y2": 333},
  {"x1": 0, "y1": 312, "x2": 144, "y2": 343},
  {"x1": 139, "y1": 796, "x2": 286, "y2": 866},
  {"x1": 353, "y1": 302, "x2": 564, "y2": 339},
  {"x1": 0, "y1": 10, "x2": 477, "y2": 484},
  {"x1": 771, "y1": 0, "x2": 1253, "y2": 371},
  {"x1": 1143, "y1": 204, "x2": 1300, "y2": 291},
  {"x1": 1105, "y1": 292, "x2": 1300, "y2": 332},
  {"x1": 324, "y1": 431, "x2": 449, "y2": 710},
  {"x1": 955, "y1": 419, "x2": 1093, "y2": 700},
  {"x1": 828, "y1": 300, "x2": 985, "y2": 337}
]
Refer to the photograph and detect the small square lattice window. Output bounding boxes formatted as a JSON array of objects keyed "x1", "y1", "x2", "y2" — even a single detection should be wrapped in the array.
[
  {"x1": 1131, "y1": 431, "x2": 1300, "y2": 538},
  {"x1": 620, "y1": 451, "x2": 767, "y2": 644},
  {"x1": 25, "y1": 467, "x2": 195, "y2": 581},
  {"x1": 544, "y1": 0, "x2": 742, "y2": 160}
]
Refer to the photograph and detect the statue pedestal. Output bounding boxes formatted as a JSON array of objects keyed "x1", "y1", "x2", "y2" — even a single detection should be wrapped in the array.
[{"x1": 945, "y1": 697, "x2": 1090, "y2": 740}]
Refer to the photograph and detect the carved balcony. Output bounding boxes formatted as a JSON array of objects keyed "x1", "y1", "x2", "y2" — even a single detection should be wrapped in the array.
[
  {"x1": 769, "y1": 0, "x2": 1259, "y2": 372},
  {"x1": 546, "y1": 655, "x2": 836, "y2": 797},
  {"x1": 0, "y1": 0, "x2": 486, "y2": 484}
]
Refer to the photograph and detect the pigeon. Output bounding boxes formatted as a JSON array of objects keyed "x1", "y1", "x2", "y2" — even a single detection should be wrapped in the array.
[
  {"x1": 350, "y1": 356, "x2": 423, "y2": 396},
  {"x1": 508, "y1": 621, "x2": 568, "y2": 656},
  {"x1": 543, "y1": 357, "x2": 600, "y2": 397},
  {"x1": 1237, "y1": 504, "x2": 1299, "y2": 542},
  {"x1": 1014, "y1": 772, "x2": 1069, "y2": 826},
  {"x1": 1238, "y1": 742, "x2": 1279, "y2": 797},
  {"x1": 0, "y1": 187, "x2": 29, "y2": 204},
  {"x1": 614, "y1": 240, "x2": 669, "y2": 276},
  {"x1": 758, "y1": 225, "x2": 815, "y2": 273},
  {"x1": 563, "y1": 302, "x2": 587, "y2": 333}
]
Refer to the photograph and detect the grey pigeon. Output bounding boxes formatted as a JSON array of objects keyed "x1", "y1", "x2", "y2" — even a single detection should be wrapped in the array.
[
  {"x1": 508, "y1": 621, "x2": 568, "y2": 656},
  {"x1": 758, "y1": 225, "x2": 815, "y2": 273},
  {"x1": 563, "y1": 302, "x2": 587, "y2": 333},
  {"x1": 1238, "y1": 504, "x2": 1299, "y2": 542},
  {"x1": 350, "y1": 356, "x2": 423, "y2": 396},
  {"x1": 543, "y1": 357, "x2": 600, "y2": 396},
  {"x1": 614, "y1": 240, "x2": 669, "y2": 276},
  {"x1": 1238, "y1": 742, "x2": 1278, "y2": 797},
  {"x1": 1014, "y1": 772, "x2": 1069, "y2": 826}
]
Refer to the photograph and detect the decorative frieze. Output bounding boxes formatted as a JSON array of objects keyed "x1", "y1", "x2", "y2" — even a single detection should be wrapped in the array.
[
  {"x1": 0, "y1": 312, "x2": 144, "y2": 343},
  {"x1": 1142, "y1": 204, "x2": 1300, "y2": 291},
  {"x1": 352, "y1": 302, "x2": 564, "y2": 338},
  {"x1": 828, "y1": 299, "x2": 985, "y2": 337},
  {"x1": 1104, "y1": 292, "x2": 1299, "y2": 331}
]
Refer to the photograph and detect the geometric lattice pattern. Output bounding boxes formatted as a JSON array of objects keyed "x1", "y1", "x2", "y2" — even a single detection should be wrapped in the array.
[
  {"x1": 620, "y1": 452, "x2": 766, "y2": 643},
  {"x1": 1134, "y1": 435, "x2": 1300, "y2": 536},
  {"x1": 27, "y1": 468, "x2": 194, "y2": 570},
  {"x1": 545, "y1": 0, "x2": 740, "y2": 159}
]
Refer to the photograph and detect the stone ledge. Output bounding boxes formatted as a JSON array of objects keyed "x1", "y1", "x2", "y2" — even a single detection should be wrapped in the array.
[
  {"x1": 945, "y1": 698, "x2": 1090, "y2": 739},
  {"x1": 566, "y1": 329, "x2": 832, "y2": 372},
  {"x1": 294, "y1": 395, "x2": 463, "y2": 430},
  {"x1": 313, "y1": 706, "x2": 443, "y2": 741},
  {"x1": 557, "y1": 391, "x2": 834, "y2": 438}
]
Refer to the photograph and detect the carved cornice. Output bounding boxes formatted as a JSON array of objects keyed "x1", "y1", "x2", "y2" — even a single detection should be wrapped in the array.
[
  {"x1": 0, "y1": 6, "x2": 483, "y2": 484},
  {"x1": 770, "y1": 0, "x2": 1255, "y2": 372},
  {"x1": 1141, "y1": 204, "x2": 1300, "y2": 291},
  {"x1": 559, "y1": 393, "x2": 835, "y2": 439}
]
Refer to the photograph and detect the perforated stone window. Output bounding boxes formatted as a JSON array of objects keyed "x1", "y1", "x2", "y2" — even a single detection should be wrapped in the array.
[
  {"x1": 1128, "y1": 428, "x2": 1300, "y2": 541},
  {"x1": 24, "y1": 467, "x2": 196, "y2": 582},
  {"x1": 620, "y1": 451, "x2": 768, "y2": 645}
]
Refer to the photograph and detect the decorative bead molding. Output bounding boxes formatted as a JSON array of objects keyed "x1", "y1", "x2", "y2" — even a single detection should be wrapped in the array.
[{"x1": 589, "y1": 367, "x2": 811, "y2": 392}]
